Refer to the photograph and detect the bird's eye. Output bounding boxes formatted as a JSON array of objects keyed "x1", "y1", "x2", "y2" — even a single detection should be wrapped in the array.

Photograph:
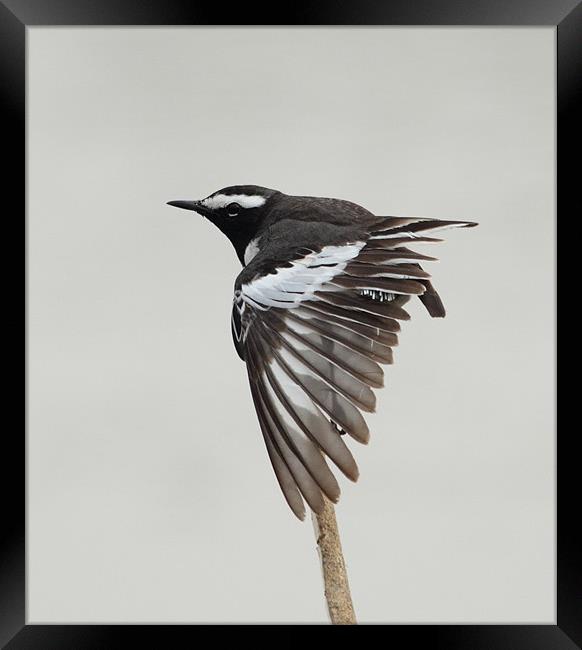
[{"x1": 226, "y1": 202, "x2": 241, "y2": 217}]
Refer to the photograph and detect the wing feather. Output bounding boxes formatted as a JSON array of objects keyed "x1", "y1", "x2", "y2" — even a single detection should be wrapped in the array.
[
  {"x1": 260, "y1": 352, "x2": 359, "y2": 481},
  {"x1": 295, "y1": 304, "x2": 401, "y2": 346},
  {"x1": 257, "y1": 319, "x2": 371, "y2": 442},
  {"x1": 314, "y1": 290, "x2": 411, "y2": 321},
  {"x1": 280, "y1": 313, "x2": 385, "y2": 387},
  {"x1": 233, "y1": 216, "x2": 475, "y2": 516},
  {"x1": 287, "y1": 309, "x2": 396, "y2": 363},
  {"x1": 247, "y1": 374, "x2": 306, "y2": 519}
]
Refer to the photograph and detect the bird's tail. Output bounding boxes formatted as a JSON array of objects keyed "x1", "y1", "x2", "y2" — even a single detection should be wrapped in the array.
[
  {"x1": 365, "y1": 216, "x2": 477, "y2": 319},
  {"x1": 418, "y1": 278, "x2": 446, "y2": 317}
]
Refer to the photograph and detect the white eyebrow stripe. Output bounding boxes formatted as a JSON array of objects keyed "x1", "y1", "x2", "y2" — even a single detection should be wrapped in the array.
[{"x1": 201, "y1": 193, "x2": 267, "y2": 210}]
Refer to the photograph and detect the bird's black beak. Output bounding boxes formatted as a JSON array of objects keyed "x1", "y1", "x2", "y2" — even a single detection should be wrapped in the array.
[{"x1": 166, "y1": 200, "x2": 210, "y2": 216}]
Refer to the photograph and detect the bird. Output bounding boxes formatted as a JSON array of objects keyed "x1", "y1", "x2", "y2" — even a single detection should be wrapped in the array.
[{"x1": 168, "y1": 185, "x2": 477, "y2": 520}]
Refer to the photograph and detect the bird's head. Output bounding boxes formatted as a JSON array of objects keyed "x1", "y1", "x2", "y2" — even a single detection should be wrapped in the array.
[{"x1": 168, "y1": 185, "x2": 279, "y2": 263}]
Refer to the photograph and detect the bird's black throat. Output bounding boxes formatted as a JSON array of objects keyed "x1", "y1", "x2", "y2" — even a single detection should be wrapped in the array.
[{"x1": 205, "y1": 210, "x2": 264, "y2": 266}]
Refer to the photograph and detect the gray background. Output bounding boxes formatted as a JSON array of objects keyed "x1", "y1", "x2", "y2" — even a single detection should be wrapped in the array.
[{"x1": 28, "y1": 27, "x2": 555, "y2": 623}]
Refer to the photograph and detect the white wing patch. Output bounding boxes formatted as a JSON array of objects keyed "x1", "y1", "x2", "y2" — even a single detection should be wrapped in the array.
[
  {"x1": 201, "y1": 193, "x2": 267, "y2": 211},
  {"x1": 241, "y1": 243, "x2": 365, "y2": 310}
]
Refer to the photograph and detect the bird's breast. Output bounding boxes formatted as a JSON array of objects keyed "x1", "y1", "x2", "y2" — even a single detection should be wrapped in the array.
[{"x1": 244, "y1": 237, "x2": 261, "y2": 265}]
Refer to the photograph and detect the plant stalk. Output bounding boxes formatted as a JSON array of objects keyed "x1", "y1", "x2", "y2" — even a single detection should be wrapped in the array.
[{"x1": 311, "y1": 497, "x2": 357, "y2": 624}]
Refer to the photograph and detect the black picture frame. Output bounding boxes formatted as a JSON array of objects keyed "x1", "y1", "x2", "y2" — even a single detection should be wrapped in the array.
[{"x1": 7, "y1": 0, "x2": 572, "y2": 645}]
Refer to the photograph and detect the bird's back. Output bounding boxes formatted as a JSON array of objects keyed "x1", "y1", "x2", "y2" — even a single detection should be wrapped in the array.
[{"x1": 263, "y1": 193, "x2": 380, "y2": 232}]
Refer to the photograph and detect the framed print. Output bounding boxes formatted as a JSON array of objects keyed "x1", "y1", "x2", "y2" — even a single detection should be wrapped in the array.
[{"x1": 6, "y1": 0, "x2": 573, "y2": 645}]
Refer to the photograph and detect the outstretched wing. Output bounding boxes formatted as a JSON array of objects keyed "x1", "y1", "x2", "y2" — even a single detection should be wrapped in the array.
[{"x1": 233, "y1": 216, "x2": 476, "y2": 519}]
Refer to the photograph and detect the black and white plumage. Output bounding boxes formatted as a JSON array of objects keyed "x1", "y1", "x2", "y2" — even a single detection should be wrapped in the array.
[{"x1": 168, "y1": 186, "x2": 477, "y2": 519}]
